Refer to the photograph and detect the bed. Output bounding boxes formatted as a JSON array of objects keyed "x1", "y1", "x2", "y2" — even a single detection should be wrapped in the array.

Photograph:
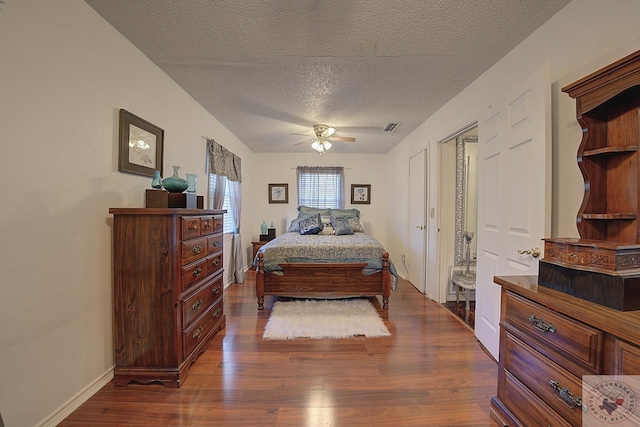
[{"x1": 254, "y1": 208, "x2": 397, "y2": 310}]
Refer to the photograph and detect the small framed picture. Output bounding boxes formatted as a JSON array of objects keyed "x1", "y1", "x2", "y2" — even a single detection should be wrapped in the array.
[
  {"x1": 351, "y1": 184, "x2": 371, "y2": 204},
  {"x1": 269, "y1": 183, "x2": 289, "y2": 204},
  {"x1": 118, "y1": 109, "x2": 164, "y2": 178}
]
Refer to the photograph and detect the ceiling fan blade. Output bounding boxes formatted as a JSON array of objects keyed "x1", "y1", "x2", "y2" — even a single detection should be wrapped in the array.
[
  {"x1": 294, "y1": 137, "x2": 316, "y2": 146},
  {"x1": 291, "y1": 132, "x2": 313, "y2": 137},
  {"x1": 328, "y1": 136, "x2": 356, "y2": 142}
]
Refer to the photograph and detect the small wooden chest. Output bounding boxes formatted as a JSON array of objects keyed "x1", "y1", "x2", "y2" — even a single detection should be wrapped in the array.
[
  {"x1": 539, "y1": 238, "x2": 640, "y2": 311},
  {"x1": 542, "y1": 237, "x2": 640, "y2": 273}
]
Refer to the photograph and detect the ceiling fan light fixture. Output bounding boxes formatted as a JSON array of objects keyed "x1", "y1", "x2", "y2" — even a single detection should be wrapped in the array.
[{"x1": 311, "y1": 139, "x2": 332, "y2": 153}]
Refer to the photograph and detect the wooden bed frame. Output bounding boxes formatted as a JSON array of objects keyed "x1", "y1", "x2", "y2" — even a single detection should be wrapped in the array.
[{"x1": 255, "y1": 252, "x2": 392, "y2": 310}]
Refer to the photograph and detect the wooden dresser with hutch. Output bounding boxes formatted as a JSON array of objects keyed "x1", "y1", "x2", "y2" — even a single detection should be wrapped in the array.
[
  {"x1": 108, "y1": 208, "x2": 226, "y2": 387},
  {"x1": 490, "y1": 275, "x2": 640, "y2": 426},
  {"x1": 491, "y1": 50, "x2": 640, "y2": 426}
]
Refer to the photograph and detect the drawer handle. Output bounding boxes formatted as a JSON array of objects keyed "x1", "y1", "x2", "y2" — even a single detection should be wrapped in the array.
[
  {"x1": 213, "y1": 308, "x2": 221, "y2": 318},
  {"x1": 529, "y1": 314, "x2": 556, "y2": 333},
  {"x1": 212, "y1": 259, "x2": 220, "y2": 267},
  {"x1": 189, "y1": 225, "x2": 198, "y2": 231},
  {"x1": 193, "y1": 326, "x2": 203, "y2": 339},
  {"x1": 212, "y1": 285, "x2": 221, "y2": 294},
  {"x1": 192, "y1": 298, "x2": 202, "y2": 311},
  {"x1": 192, "y1": 267, "x2": 202, "y2": 277},
  {"x1": 204, "y1": 221, "x2": 211, "y2": 229},
  {"x1": 212, "y1": 240, "x2": 219, "y2": 247},
  {"x1": 192, "y1": 245, "x2": 202, "y2": 254},
  {"x1": 549, "y1": 379, "x2": 584, "y2": 410}
]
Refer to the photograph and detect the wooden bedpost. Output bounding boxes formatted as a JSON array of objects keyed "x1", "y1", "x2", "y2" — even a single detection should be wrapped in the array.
[
  {"x1": 381, "y1": 252, "x2": 391, "y2": 310},
  {"x1": 256, "y1": 252, "x2": 265, "y2": 310}
]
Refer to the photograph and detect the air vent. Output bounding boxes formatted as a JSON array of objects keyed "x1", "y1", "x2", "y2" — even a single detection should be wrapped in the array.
[{"x1": 383, "y1": 122, "x2": 400, "y2": 132}]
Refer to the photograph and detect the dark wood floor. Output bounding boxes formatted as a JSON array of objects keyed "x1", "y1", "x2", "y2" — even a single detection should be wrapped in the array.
[{"x1": 60, "y1": 274, "x2": 498, "y2": 426}]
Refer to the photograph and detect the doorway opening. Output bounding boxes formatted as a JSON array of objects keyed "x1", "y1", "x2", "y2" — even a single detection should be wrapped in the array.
[{"x1": 437, "y1": 125, "x2": 478, "y2": 327}]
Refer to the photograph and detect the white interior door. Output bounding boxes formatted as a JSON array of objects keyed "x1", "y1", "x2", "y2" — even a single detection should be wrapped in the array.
[
  {"x1": 408, "y1": 150, "x2": 428, "y2": 294},
  {"x1": 475, "y1": 65, "x2": 551, "y2": 360}
]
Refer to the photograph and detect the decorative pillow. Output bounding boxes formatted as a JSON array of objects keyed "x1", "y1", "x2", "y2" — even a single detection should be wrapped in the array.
[
  {"x1": 298, "y1": 213, "x2": 323, "y2": 235},
  {"x1": 297, "y1": 206, "x2": 331, "y2": 218},
  {"x1": 348, "y1": 217, "x2": 364, "y2": 233},
  {"x1": 319, "y1": 225, "x2": 335, "y2": 235},
  {"x1": 331, "y1": 218, "x2": 354, "y2": 235},
  {"x1": 329, "y1": 208, "x2": 360, "y2": 219},
  {"x1": 288, "y1": 217, "x2": 304, "y2": 232}
]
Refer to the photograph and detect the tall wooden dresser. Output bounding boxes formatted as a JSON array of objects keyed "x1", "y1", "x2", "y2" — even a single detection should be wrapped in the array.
[
  {"x1": 490, "y1": 275, "x2": 640, "y2": 426},
  {"x1": 108, "y1": 208, "x2": 226, "y2": 387}
]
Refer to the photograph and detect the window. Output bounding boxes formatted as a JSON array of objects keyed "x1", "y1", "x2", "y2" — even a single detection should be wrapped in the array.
[
  {"x1": 221, "y1": 180, "x2": 234, "y2": 233},
  {"x1": 297, "y1": 166, "x2": 344, "y2": 208},
  {"x1": 208, "y1": 174, "x2": 235, "y2": 234}
]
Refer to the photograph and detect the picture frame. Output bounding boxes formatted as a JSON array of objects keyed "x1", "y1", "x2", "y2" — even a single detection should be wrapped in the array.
[
  {"x1": 118, "y1": 109, "x2": 164, "y2": 177},
  {"x1": 351, "y1": 184, "x2": 371, "y2": 204},
  {"x1": 268, "y1": 183, "x2": 289, "y2": 204}
]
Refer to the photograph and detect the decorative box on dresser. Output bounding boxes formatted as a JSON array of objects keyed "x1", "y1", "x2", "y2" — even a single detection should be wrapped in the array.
[
  {"x1": 490, "y1": 275, "x2": 640, "y2": 427},
  {"x1": 108, "y1": 208, "x2": 226, "y2": 387}
]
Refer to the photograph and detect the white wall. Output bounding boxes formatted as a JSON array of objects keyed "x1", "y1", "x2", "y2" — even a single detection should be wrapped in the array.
[
  {"x1": 386, "y1": 0, "x2": 640, "y2": 303},
  {"x1": 250, "y1": 153, "x2": 390, "y2": 249},
  {"x1": 0, "y1": 1, "x2": 255, "y2": 426},
  {"x1": 3, "y1": 0, "x2": 640, "y2": 425}
]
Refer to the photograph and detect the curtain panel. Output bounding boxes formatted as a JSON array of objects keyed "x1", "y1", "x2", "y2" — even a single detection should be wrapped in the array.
[
  {"x1": 206, "y1": 138, "x2": 245, "y2": 284},
  {"x1": 207, "y1": 138, "x2": 242, "y2": 182}
]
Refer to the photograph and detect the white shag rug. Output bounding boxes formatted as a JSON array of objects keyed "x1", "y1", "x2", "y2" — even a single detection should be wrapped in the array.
[{"x1": 263, "y1": 298, "x2": 391, "y2": 340}]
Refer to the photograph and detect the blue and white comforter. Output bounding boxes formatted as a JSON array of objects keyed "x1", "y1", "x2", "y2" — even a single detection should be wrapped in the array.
[{"x1": 254, "y1": 232, "x2": 398, "y2": 290}]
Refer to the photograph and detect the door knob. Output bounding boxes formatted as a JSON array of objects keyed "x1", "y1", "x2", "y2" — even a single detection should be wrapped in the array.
[
  {"x1": 416, "y1": 225, "x2": 425, "y2": 230},
  {"x1": 518, "y1": 247, "x2": 541, "y2": 258}
]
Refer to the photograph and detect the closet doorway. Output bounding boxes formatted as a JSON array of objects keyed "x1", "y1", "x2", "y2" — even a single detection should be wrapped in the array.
[{"x1": 438, "y1": 126, "x2": 478, "y2": 320}]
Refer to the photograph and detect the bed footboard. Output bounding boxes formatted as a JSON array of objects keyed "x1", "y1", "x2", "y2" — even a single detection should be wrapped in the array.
[{"x1": 255, "y1": 252, "x2": 391, "y2": 310}]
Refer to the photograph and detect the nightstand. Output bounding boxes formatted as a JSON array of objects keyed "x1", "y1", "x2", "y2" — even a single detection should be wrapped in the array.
[{"x1": 251, "y1": 241, "x2": 267, "y2": 269}]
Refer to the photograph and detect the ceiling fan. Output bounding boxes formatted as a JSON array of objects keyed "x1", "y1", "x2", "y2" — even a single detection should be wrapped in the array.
[{"x1": 293, "y1": 124, "x2": 356, "y2": 153}]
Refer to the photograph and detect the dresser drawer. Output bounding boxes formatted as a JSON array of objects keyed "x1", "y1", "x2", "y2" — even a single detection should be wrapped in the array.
[
  {"x1": 207, "y1": 234, "x2": 223, "y2": 254},
  {"x1": 207, "y1": 253, "x2": 223, "y2": 277},
  {"x1": 181, "y1": 237, "x2": 207, "y2": 265},
  {"x1": 504, "y1": 291, "x2": 603, "y2": 371},
  {"x1": 182, "y1": 274, "x2": 224, "y2": 328},
  {"x1": 213, "y1": 216, "x2": 223, "y2": 234},
  {"x1": 609, "y1": 338, "x2": 640, "y2": 374},
  {"x1": 183, "y1": 298, "x2": 224, "y2": 359},
  {"x1": 181, "y1": 257, "x2": 208, "y2": 292},
  {"x1": 200, "y1": 216, "x2": 215, "y2": 236},
  {"x1": 502, "y1": 370, "x2": 572, "y2": 427},
  {"x1": 181, "y1": 217, "x2": 202, "y2": 239},
  {"x1": 504, "y1": 331, "x2": 584, "y2": 426}
]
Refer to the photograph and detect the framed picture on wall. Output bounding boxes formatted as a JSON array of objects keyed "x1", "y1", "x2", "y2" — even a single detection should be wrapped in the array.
[
  {"x1": 269, "y1": 183, "x2": 289, "y2": 204},
  {"x1": 118, "y1": 109, "x2": 164, "y2": 178},
  {"x1": 351, "y1": 184, "x2": 371, "y2": 204}
]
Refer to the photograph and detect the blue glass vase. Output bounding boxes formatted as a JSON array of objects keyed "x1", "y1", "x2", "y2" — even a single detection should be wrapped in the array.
[
  {"x1": 186, "y1": 173, "x2": 197, "y2": 193},
  {"x1": 151, "y1": 170, "x2": 163, "y2": 189},
  {"x1": 162, "y1": 166, "x2": 189, "y2": 193}
]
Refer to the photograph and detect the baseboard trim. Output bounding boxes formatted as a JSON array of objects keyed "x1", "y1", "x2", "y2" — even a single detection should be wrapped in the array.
[{"x1": 36, "y1": 367, "x2": 114, "y2": 427}]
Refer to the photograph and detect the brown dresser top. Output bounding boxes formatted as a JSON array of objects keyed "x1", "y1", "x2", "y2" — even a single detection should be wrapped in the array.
[
  {"x1": 109, "y1": 208, "x2": 226, "y2": 215},
  {"x1": 495, "y1": 275, "x2": 640, "y2": 347}
]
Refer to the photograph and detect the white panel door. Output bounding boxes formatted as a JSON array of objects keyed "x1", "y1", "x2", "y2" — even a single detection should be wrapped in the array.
[
  {"x1": 408, "y1": 150, "x2": 428, "y2": 294},
  {"x1": 475, "y1": 65, "x2": 551, "y2": 360}
]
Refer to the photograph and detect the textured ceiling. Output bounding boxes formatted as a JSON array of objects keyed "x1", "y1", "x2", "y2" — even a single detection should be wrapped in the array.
[{"x1": 84, "y1": 0, "x2": 570, "y2": 154}]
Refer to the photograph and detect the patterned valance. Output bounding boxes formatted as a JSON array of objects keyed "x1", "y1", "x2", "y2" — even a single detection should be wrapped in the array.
[{"x1": 207, "y1": 138, "x2": 242, "y2": 182}]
